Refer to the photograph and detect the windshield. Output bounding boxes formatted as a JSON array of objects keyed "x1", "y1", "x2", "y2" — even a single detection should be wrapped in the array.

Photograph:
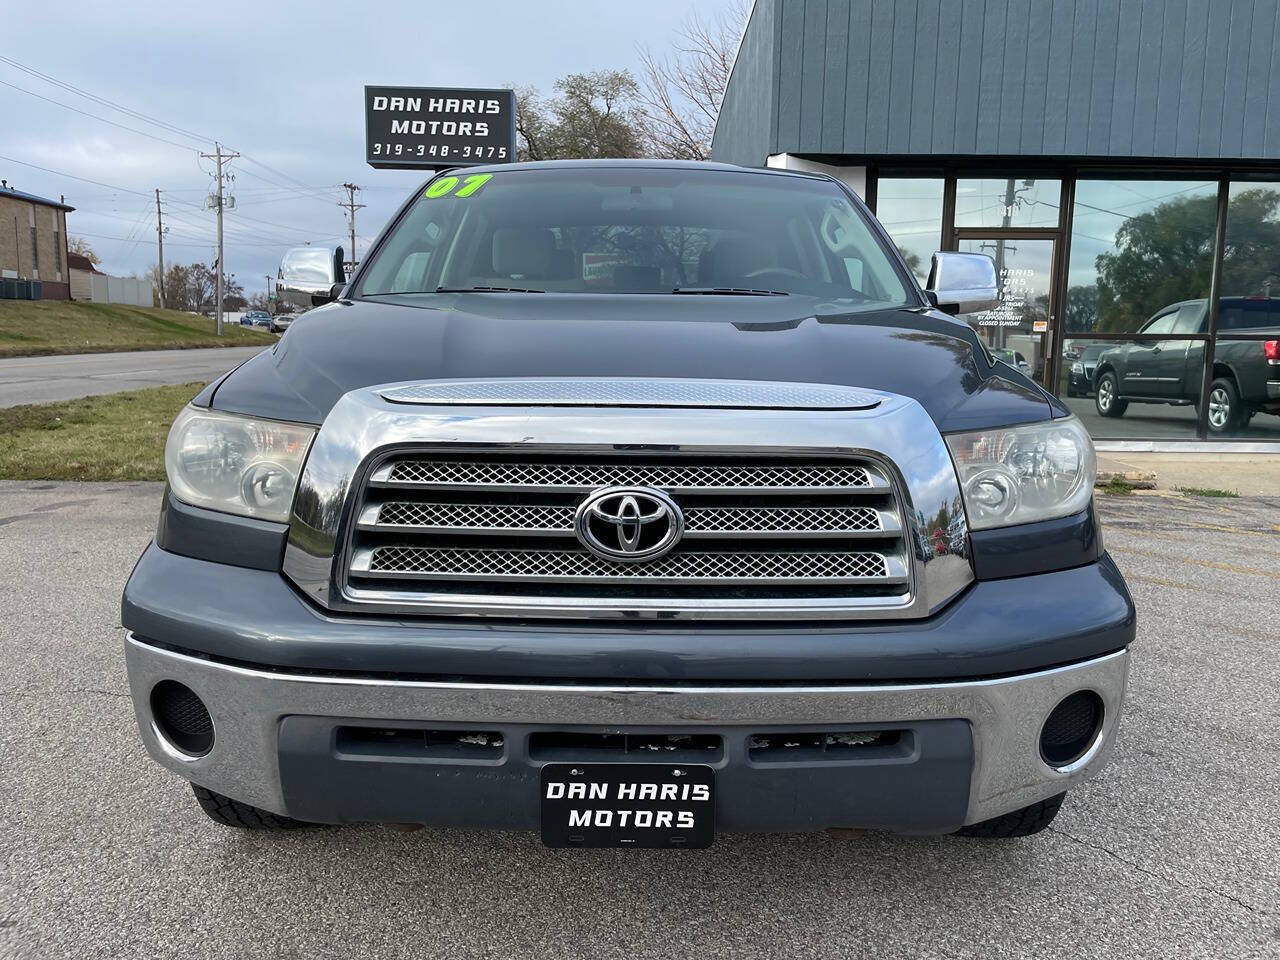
[{"x1": 355, "y1": 167, "x2": 913, "y2": 308}]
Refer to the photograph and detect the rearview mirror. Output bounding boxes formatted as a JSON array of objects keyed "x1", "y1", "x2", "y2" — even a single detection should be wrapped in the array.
[
  {"x1": 278, "y1": 245, "x2": 346, "y2": 309},
  {"x1": 924, "y1": 252, "x2": 999, "y2": 315}
]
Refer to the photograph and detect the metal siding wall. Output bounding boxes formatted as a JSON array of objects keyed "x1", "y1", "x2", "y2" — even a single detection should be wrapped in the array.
[
  {"x1": 709, "y1": 0, "x2": 781, "y2": 165},
  {"x1": 799, "y1": 0, "x2": 828, "y2": 149},
  {"x1": 864, "y1": 0, "x2": 896, "y2": 152},
  {"x1": 1086, "y1": 0, "x2": 1120, "y2": 155},
  {"x1": 1242, "y1": 0, "x2": 1277, "y2": 156},
  {"x1": 1175, "y1": 0, "x2": 1211, "y2": 156},
  {"x1": 953, "y1": 0, "x2": 986, "y2": 153},
  {"x1": 885, "y1": 0, "x2": 917, "y2": 153},
  {"x1": 998, "y1": 0, "x2": 1030, "y2": 154},
  {"x1": 821, "y1": 0, "x2": 851, "y2": 152},
  {"x1": 932, "y1": 1, "x2": 962, "y2": 152},
  {"x1": 843, "y1": 1, "x2": 873, "y2": 157}
]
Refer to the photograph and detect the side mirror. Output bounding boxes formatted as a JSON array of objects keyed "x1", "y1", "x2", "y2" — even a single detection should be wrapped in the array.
[
  {"x1": 924, "y1": 252, "x2": 999, "y2": 315},
  {"x1": 278, "y1": 245, "x2": 346, "y2": 309}
]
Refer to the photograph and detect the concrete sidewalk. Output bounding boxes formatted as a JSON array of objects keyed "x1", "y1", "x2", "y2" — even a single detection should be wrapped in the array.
[{"x1": 1096, "y1": 451, "x2": 1278, "y2": 496}]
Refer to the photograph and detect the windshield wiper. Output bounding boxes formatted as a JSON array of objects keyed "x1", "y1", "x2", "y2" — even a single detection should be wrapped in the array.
[
  {"x1": 435, "y1": 285, "x2": 545, "y2": 294},
  {"x1": 671, "y1": 286, "x2": 790, "y2": 296}
]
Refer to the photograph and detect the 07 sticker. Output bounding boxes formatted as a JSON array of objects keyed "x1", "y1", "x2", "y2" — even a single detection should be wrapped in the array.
[{"x1": 424, "y1": 173, "x2": 493, "y2": 199}]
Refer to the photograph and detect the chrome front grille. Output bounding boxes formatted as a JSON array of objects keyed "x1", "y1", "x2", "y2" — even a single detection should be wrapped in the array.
[{"x1": 343, "y1": 452, "x2": 914, "y2": 618}]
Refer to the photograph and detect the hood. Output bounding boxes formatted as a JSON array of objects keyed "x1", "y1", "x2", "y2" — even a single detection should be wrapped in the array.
[{"x1": 206, "y1": 293, "x2": 1057, "y2": 432}]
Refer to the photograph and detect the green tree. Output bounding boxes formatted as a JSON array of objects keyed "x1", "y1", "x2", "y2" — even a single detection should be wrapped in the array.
[
  {"x1": 1094, "y1": 188, "x2": 1280, "y2": 332},
  {"x1": 515, "y1": 70, "x2": 649, "y2": 161}
]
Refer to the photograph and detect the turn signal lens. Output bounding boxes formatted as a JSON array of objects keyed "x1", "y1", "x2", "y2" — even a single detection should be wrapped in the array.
[
  {"x1": 1264, "y1": 340, "x2": 1279, "y2": 361},
  {"x1": 946, "y1": 417, "x2": 1096, "y2": 530},
  {"x1": 164, "y1": 405, "x2": 316, "y2": 522}
]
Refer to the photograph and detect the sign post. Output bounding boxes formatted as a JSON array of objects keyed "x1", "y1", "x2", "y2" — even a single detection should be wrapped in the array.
[{"x1": 364, "y1": 86, "x2": 516, "y2": 170}]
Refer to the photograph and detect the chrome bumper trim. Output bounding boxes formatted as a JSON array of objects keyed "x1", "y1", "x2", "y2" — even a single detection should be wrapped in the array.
[{"x1": 126, "y1": 636, "x2": 1128, "y2": 828}]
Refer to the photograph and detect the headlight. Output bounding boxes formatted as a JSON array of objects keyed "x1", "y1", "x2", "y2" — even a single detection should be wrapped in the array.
[
  {"x1": 945, "y1": 417, "x2": 1095, "y2": 530},
  {"x1": 164, "y1": 405, "x2": 316, "y2": 522},
  {"x1": 1071, "y1": 361, "x2": 1084, "y2": 374}
]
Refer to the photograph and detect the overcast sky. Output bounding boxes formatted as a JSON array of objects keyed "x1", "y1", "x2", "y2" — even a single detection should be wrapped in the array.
[{"x1": 3, "y1": 0, "x2": 735, "y2": 296}]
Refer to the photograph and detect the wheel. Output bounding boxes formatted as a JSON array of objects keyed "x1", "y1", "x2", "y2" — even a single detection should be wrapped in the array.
[
  {"x1": 1206, "y1": 378, "x2": 1243, "y2": 434},
  {"x1": 192, "y1": 784, "x2": 314, "y2": 830},
  {"x1": 1094, "y1": 372, "x2": 1128, "y2": 417},
  {"x1": 954, "y1": 793, "x2": 1066, "y2": 838}
]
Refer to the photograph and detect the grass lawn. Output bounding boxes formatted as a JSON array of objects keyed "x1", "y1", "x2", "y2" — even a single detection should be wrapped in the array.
[
  {"x1": 0, "y1": 382, "x2": 203, "y2": 481},
  {"x1": 0, "y1": 300, "x2": 275, "y2": 358}
]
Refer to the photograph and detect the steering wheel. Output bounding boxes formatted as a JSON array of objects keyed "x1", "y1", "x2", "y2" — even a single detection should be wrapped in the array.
[{"x1": 743, "y1": 267, "x2": 808, "y2": 282}]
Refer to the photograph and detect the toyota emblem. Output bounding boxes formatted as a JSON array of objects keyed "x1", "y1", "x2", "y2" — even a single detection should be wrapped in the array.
[{"x1": 574, "y1": 486, "x2": 684, "y2": 562}]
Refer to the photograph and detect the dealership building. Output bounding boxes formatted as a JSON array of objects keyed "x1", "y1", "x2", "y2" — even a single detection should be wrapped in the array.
[{"x1": 713, "y1": 0, "x2": 1280, "y2": 446}]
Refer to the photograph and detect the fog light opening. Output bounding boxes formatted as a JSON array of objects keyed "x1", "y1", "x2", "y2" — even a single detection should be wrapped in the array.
[
  {"x1": 1039, "y1": 690, "x2": 1104, "y2": 769},
  {"x1": 150, "y1": 680, "x2": 214, "y2": 758}
]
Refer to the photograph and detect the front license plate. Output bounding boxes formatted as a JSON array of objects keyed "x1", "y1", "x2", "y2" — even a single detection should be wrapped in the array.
[{"x1": 540, "y1": 763, "x2": 715, "y2": 849}]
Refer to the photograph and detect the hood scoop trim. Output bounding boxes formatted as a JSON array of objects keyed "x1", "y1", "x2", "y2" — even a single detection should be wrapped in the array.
[{"x1": 377, "y1": 377, "x2": 883, "y2": 410}]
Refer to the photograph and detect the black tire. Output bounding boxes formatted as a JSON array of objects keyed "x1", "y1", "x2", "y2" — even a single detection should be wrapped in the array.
[
  {"x1": 192, "y1": 784, "x2": 314, "y2": 830},
  {"x1": 1205, "y1": 377, "x2": 1243, "y2": 434},
  {"x1": 1094, "y1": 371, "x2": 1128, "y2": 418},
  {"x1": 953, "y1": 793, "x2": 1066, "y2": 838}
]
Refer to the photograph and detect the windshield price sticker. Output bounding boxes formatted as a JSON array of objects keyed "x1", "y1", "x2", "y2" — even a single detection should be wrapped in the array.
[
  {"x1": 365, "y1": 86, "x2": 515, "y2": 170},
  {"x1": 424, "y1": 173, "x2": 493, "y2": 199}
]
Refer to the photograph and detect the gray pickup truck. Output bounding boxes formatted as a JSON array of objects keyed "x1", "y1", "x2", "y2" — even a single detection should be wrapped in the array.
[
  {"x1": 122, "y1": 160, "x2": 1133, "y2": 847},
  {"x1": 1094, "y1": 297, "x2": 1280, "y2": 433}
]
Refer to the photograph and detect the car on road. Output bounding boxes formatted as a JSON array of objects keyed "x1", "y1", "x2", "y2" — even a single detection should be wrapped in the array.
[
  {"x1": 1067, "y1": 343, "x2": 1109, "y2": 397},
  {"x1": 1093, "y1": 297, "x2": 1280, "y2": 432},
  {"x1": 240, "y1": 310, "x2": 270, "y2": 327},
  {"x1": 123, "y1": 160, "x2": 1132, "y2": 846},
  {"x1": 269, "y1": 313, "x2": 296, "y2": 334},
  {"x1": 991, "y1": 347, "x2": 1032, "y2": 377}
]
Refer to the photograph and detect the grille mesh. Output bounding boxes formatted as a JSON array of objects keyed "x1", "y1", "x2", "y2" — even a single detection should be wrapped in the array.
[
  {"x1": 371, "y1": 501, "x2": 883, "y2": 535},
  {"x1": 366, "y1": 545, "x2": 893, "y2": 582},
  {"x1": 383, "y1": 459, "x2": 874, "y2": 490}
]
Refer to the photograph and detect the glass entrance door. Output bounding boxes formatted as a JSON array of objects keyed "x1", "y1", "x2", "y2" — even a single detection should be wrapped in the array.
[{"x1": 956, "y1": 237, "x2": 1057, "y2": 388}]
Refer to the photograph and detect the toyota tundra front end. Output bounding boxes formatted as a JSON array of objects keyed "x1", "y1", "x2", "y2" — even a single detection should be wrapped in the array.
[{"x1": 123, "y1": 160, "x2": 1134, "y2": 846}]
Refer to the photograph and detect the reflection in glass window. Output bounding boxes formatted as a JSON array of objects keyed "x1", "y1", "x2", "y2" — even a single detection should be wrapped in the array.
[
  {"x1": 954, "y1": 178, "x2": 1060, "y2": 228},
  {"x1": 874, "y1": 178, "x2": 943, "y2": 284},
  {"x1": 1220, "y1": 182, "x2": 1280, "y2": 327},
  {"x1": 1059, "y1": 337, "x2": 1205, "y2": 440},
  {"x1": 1064, "y1": 181, "x2": 1217, "y2": 333},
  {"x1": 958, "y1": 237, "x2": 1053, "y2": 384}
]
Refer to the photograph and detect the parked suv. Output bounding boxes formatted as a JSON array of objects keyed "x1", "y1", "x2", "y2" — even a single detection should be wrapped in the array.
[
  {"x1": 123, "y1": 161, "x2": 1133, "y2": 846},
  {"x1": 1094, "y1": 297, "x2": 1280, "y2": 432}
]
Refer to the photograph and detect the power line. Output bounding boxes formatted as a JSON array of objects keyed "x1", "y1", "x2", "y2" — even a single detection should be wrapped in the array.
[
  {"x1": 0, "y1": 152, "x2": 152, "y2": 197},
  {"x1": 0, "y1": 77, "x2": 200, "y2": 152},
  {"x1": 0, "y1": 54, "x2": 213, "y2": 145}
]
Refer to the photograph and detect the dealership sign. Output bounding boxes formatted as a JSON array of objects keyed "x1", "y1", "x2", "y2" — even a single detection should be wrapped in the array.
[{"x1": 364, "y1": 86, "x2": 516, "y2": 170}]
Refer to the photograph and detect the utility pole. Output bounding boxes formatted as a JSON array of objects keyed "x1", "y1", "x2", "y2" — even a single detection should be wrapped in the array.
[
  {"x1": 200, "y1": 143, "x2": 239, "y2": 335},
  {"x1": 264, "y1": 274, "x2": 273, "y2": 316},
  {"x1": 339, "y1": 182, "x2": 364, "y2": 274},
  {"x1": 154, "y1": 188, "x2": 166, "y2": 309}
]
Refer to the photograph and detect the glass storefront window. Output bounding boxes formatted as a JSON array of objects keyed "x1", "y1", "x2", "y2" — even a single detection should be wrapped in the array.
[
  {"x1": 874, "y1": 178, "x2": 943, "y2": 284},
  {"x1": 957, "y1": 237, "x2": 1054, "y2": 384},
  {"x1": 954, "y1": 178, "x2": 1060, "y2": 228},
  {"x1": 1064, "y1": 180, "x2": 1217, "y2": 334}
]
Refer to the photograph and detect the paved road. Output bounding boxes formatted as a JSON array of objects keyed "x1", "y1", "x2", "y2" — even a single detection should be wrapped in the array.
[
  {"x1": 0, "y1": 483, "x2": 1277, "y2": 960},
  {"x1": 1065, "y1": 395, "x2": 1280, "y2": 440},
  {"x1": 0, "y1": 347, "x2": 266, "y2": 408}
]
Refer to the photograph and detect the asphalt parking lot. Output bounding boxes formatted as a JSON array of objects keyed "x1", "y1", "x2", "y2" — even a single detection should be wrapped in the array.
[{"x1": 1, "y1": 482, "x2": 1277, "y2": 959}]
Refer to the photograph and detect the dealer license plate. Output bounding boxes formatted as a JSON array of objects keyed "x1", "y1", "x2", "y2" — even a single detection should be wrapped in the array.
[{"x1": 540, "y1": 763, "x2": 715, "y2": 849}]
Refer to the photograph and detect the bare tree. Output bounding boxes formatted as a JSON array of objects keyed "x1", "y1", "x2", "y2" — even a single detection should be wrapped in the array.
[
  {"x1": 638, "y1": 1, "x2": 748, "y2": 160},
  {"x1": 67, "y1": 235, "x2": 101, "y2": 266}
]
